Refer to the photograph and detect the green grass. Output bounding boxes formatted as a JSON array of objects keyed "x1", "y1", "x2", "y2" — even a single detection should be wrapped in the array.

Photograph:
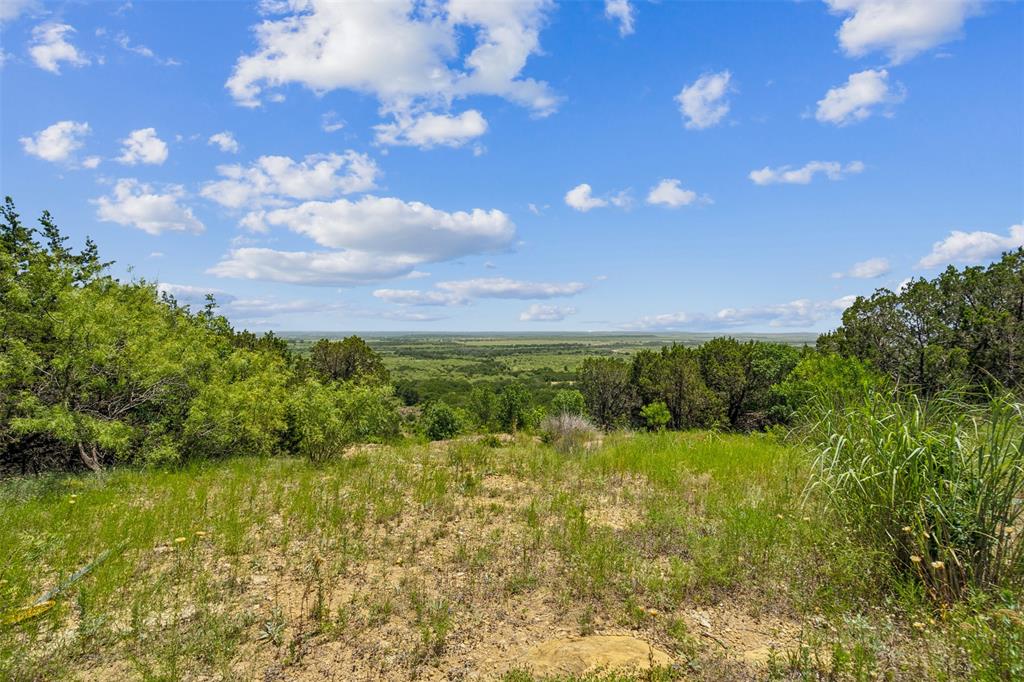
[{"x1": 1, "y1": 432, "x2": 1019, "y2": 680}]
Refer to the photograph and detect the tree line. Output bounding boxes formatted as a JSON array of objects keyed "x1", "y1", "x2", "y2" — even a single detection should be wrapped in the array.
[{"x1": 2, "y1": 198, "x2": 1020, "y2": 472}]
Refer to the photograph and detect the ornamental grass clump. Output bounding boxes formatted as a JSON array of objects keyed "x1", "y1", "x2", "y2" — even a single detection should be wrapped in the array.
[{"x1": 803, "y1": 389, "x2": 1023, "y2": 602}]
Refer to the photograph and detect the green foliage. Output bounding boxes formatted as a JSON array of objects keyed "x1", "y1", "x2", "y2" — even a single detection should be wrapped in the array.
[
  {"x1": 468, "y1": 385, "x2": 499, "y2": 430},
  {"x1": 422, "y1": 402, "x2": 462, "y2": 441},
  {"x1": 496, "y1": 383, "x2": 532, "y2": 433},
  {"x1": 802, "y1": 389, "x2": 1024, "y2": 602},
  {"x1": 579, "y1": 357, "x2": 635, "y2": 429},
  {"x1": 775, "y1": 352, "x2": 887, "y2": 418},
  {"x1": 820, "y1": 249, "x2": 1024, "y2": 394},
  {"x1": 630, "y1": 345, "x2": 721, "y2": 429},
  {"x1": 639, "y1": 401, "x2": 671, "y2": 431},
  {"x1": 0, "y1": 199, "x2": 397, "y2": 472},
  {"x1": 309, "y1": 336, "x2": 389, "y2": 384},
  {"x1": 550, "y1": 388, "x2": 586, "y2": 416},
  {"x1": 291, "y1": 380, "x2": 400, "y2": 462}
]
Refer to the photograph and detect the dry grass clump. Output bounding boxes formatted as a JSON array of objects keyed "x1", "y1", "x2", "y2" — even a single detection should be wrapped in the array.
[{"x1": 540, "y1": 413, "x2": 600, "y2": 454}]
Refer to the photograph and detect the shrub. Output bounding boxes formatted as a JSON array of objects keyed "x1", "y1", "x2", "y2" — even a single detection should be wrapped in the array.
[
  {"x1": 551, "y1": 389, "x2": 586, "y2": 416},
  {"x1": 291, "y1": 380, "x2": 400, "y2": 462},
  {"x1": 803, "y1": 389, "x2": 1024, "y2": 602},
  {"x1": 422, "y1": 402, "x2": 461, "y2": 441},
  {"x1": 540, "y1": 413, "x2": 599, "y2": 454},
  {"x1": 640, "y1": 401, "x2": 671, "y2": 431},
  {"x1": 497, "y1": 383, "x2": 531, "y2": 433}
]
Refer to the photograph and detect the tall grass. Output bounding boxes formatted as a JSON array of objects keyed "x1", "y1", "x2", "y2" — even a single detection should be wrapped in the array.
[{"x1": 801, "y1": 389, "x2": 1023, "y2": 601}]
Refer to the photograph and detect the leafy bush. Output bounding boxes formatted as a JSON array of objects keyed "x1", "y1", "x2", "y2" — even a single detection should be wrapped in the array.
[
  {"x1": 776, "y1": 352, "x2": 888, "y2": 419},
  {"x1": 803, "y1": 389, "x2": 1024, "y2": 601},
  {"x1": 497, "y1": 383, "x2": 532, "y2": 433},
  {"x1": 540, "y1": 413, "x2": 599, "y2": 454},
  {"x1": 291, "y1": 380, "x2": 400, "y2": 462},
  {"x1": 422, "y1": 402, "x2": 461, "y2": 441},
  {"x1": 551, "y1": 388, "x2": 586, "y2": 416},
  {"x1": 640, "y1": 401, "x2": 671, "y2": 431}
]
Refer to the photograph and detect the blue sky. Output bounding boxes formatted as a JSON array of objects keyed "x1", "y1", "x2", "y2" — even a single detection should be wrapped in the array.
[{"x1": 2, "y1": 0, "x2": 1022, "y2": 332}]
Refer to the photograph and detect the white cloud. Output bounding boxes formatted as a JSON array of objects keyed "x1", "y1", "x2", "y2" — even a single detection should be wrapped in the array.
[
  {"x1": 520, "y1": 304, "x2": 577, "y2": 321},
  {"x1": 20, "y1": 120, "x2": 89, "y2": 163},
  {"x1": 212, "y1": 196, "x2": 516, "y2": 285},
  {"x1": 918, "y1": 224, "x2": 1024, "y2": 268},
  {"x1": 321, "y1": 111, "x2": 346, "y2": 133},
  {"x1": 82, "y1": 156, "x2": 102, "y2": 169},
  {"x1": 208, "y1": 131, "x2": 239, "y2": 153},
  {"x1": 832, "y1": 256, "x2": 891, "y2": 279},
  {"x1": 646, "y1": 179, "x2": 703, "y2": 208},
  {"x1": 749, "y1": 160, "x2": 865, "y2": 185},
  {"x1": 29, "y1": 23, "x2": 89, "y2": 73},
  {"x1": 201, "y1": 152, "x2": 379, "y2": 210},
  {"x1": 375, "y1": 277, "x2": 585, "y2": 306},
  {"x1": 825, "y1": 0, "x2": 980, "y2": 64},
  {"x1": 374, "y1": 109, "x2": 488, "y2": 149},
  {"x1": 373, "y1": 289, "x2": 463, "y2": 306},
  {"x1": 605, "y1": 0, "x2": 635, "y2": 37},
  {"x1": 675, "y1": 70, "x2": 732, "y2": 130},
  {"x1": 117, "y1": 128, "x2": 169, "y2": 165},
  {"x1": 116, "y1": 33, "x2": 180, "y2": 66},
  {"x1": 259, "y1": 196, "x2": 514, "y2": 259},
  {"x1": 226, "y1": 0, "x2": 559, "y2": 141},
  {"x1": 1, "y1": 0, "x2": 38, "y2": 23},
  {"x1": 94, "y1": 179, "x2": 204, "y2": 235},
  {"x1": 157, "y1": 283, "x2": 233, "y2": 306},
  {"x1": 623, "y1": 296, "x2": 856, "y2": 331},
  {"x1": 816, "y1": 69, "x2": 903, "y2": 125},
  {"x1": 437, "y1": 277, "x2": 585, "y2": 300},
  {"x1": 565, "y1": 183, "x2": 608, "y2": 212}
]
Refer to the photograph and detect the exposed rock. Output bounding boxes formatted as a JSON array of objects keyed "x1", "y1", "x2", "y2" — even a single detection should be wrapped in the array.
[{"x1": 517, "y1": 635, "x2": 671, "y2": 676}]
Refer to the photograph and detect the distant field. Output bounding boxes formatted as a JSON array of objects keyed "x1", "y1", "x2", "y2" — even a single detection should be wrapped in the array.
[{"x1": 283, "y1": 332, "x2": 818, "y2": 407}]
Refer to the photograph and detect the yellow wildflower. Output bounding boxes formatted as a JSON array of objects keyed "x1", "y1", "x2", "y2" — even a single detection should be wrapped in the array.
[
  {"x1": 931, "y1": 561, "x2": 944, "y2": 570},
  {"x1": 910, "y1": 555, "x2": 921, "y2": 563},
  {"x1": 912, "y1": 622, "x2": 925, "y2": 630},
  {"x1": 174, "y1": 536, "x2": 187, "y2": 544}
]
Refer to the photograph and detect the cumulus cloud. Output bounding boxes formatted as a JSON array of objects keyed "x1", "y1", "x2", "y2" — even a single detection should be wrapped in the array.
[
  {"x1": 20, "y1": 120, "x2": 90, "y2": 163},
  {"x1": 646, "y1": 179, "x2": 704, "y2": 208},
  {"x1": 565, "y1": 183, "x2": 608, "y2": 212},
  {"x1": 212, "y1": 196, "x2": 517, "y2": 285},
  {"x1": 816, "y1": 69, "x2": 903, "y2": 125},
  {"x1": 675, "y1": 71, "x2": 732, "y2": 130},
  {"x1": 918, "y1": 224, "x2": 1024, "y2": 268},
  {"x1": 208, "y1": 131, "x2": 239, "y2": 153},
  {"x1": 832, "y1": 256, "x2": 891, "y2": 279},
  {"x1": 29, "y1": 23, "x2": 89, "y2": 73},
  {"x1": 374, "y1": 109, "x2": 488, "y2": 148},
  {"x1": 201, "y1": 152, "x2": 379, "y2": 211},
  {"x1": 375, "y1": 277, "x2": 586, "y2": 307},
  {"x1": 749, "y1": 160, "x2": 865, "y2": 185},
  {"x1": 605, "y1": 0, "x2": 635, "y2": 36},
  {"x1": 226, "y1": 0, "x2": 559, "y2": 141},
  {"x1": 623, "y1": 296, "x2": 855, "y2": 331},
  {"x1": 520, "y1": 304, "x2": 576, "y2": 321},
  {"x1": 825, "y1": 0, "x2": 980, "y2": 64},
  {"x1": 94, "y1": 179, "x2": 204, "y2": 235},
  {"x1": 117, "y1": 128, "x2": 169, "y2": 165}
]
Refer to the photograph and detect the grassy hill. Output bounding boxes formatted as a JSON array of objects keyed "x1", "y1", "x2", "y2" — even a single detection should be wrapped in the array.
[{"x1": 2, "y1": 432, "x2": 1013, "y2": 680}]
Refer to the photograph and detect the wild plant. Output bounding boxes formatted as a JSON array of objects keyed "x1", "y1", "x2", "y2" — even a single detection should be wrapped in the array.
[{"x1": 803, "y1": 389, "x2": 1023, "y2": 601}]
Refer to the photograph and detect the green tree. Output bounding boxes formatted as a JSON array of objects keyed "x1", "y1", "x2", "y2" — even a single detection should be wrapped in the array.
[
  {"x1": 579, "y1": 357, "x2": 635, "y2": 429},
  {"x1": 422, "y1": 402, "x2": 461, "y2": 441},
  {"x1": 309, "y1": 336, "x2": 389, "y2": 384},
  {"x1": 496, "y1": 383, "x2": 531, "y2": 433},
  {"x1": 468, "y1": 385, "x2": 498, "y2": 430},
  {"x1": 550, "y1": 388, "x2": 586, "y2": 416},
  {"x1": 639, "y1": 401, "x2": 671, "y2": 431}
]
